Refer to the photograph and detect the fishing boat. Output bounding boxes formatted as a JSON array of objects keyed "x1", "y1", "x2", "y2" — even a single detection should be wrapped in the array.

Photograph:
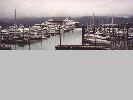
[
  {"x1": 1, "y1": 29, "x2": 9, "y2": 40},
  {"x1": 0, "y1": 44, "x2": 11, "y2": 50}
]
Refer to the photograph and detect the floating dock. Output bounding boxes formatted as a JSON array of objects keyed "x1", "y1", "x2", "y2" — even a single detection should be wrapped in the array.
[
  {"x1": 55, "y1": 45, "x2": 108, "y2": 50},
  {"x1": 0, "y1": 45, "x2": 11, "y2": 50}
]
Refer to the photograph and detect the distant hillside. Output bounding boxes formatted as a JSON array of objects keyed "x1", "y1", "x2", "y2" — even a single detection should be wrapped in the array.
[
  {"x1": 0, "y1": 21, "x2": 13, "y2": 29},
  {"x1": 0, "y1": 16, "x2": 133, "y2": 28}
]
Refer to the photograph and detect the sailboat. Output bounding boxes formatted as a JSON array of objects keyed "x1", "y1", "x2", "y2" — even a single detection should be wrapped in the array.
[{"x1": 84, "y1": 13, "x2": 111, "y2": 45}]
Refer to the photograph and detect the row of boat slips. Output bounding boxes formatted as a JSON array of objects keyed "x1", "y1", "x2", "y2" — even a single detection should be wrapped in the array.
[
  {"x1": 83, "y1": 24, "x2": 133, "y2": 49},
  {"x1": 0, "y1": 18, "x2": 79, "y2": 49}
]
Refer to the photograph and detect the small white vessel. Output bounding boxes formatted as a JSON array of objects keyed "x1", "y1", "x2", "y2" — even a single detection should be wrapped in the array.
[{"x1": 41, "y1": 36, "x2": 47, "y2": 39}]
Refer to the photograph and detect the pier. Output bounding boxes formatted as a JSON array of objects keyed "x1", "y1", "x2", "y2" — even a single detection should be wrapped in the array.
[
  {"x1": 55, "y1": 45, "x2": 108, "y2": 50},
  {"x1": 1, "y1": 14, "x2": 133, "y2": 50}
]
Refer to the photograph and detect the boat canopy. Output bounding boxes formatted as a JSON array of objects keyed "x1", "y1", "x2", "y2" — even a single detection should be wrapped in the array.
[{"x1": 1, "y1": 30, "x2": 9, "y2": 35}]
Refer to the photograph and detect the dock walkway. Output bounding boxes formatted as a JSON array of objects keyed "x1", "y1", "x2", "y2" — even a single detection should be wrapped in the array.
[{"x1": 55, "y1": 45, "x2": 108, "y2": 50}]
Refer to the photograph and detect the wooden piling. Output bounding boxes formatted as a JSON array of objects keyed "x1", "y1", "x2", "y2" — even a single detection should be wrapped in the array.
[
  {"x1": 59, "y1": 26, "x2": 61, "y2": 46},
  {"x1": 28, "y1": 26, "x2": 31, "y2": 50},
  {"x1": 0, "y1": 26, "x2": 1, "y2": 46},
  {"x1": 82, "y1": 25, "x2": 85, "y2": 45}
]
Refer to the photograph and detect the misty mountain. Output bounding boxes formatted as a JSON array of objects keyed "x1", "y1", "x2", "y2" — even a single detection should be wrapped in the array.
[{"x1": 0, "y1": 16, "x2": 133, "y2": 28}]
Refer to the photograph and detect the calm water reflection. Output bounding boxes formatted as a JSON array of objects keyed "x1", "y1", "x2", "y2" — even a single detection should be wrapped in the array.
[{"x1": 11, "y1": 28, "x2": 82, "y2": 50}]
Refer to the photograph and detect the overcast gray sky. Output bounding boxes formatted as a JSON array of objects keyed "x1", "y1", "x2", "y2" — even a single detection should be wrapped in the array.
[{"x1": 0, "y1": 0, "x2": 132, "y2": 18}]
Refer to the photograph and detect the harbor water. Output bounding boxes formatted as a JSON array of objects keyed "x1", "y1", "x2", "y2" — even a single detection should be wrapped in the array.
[{"x1": 11, "y1": 28, "x2": 82, "y2": 50}]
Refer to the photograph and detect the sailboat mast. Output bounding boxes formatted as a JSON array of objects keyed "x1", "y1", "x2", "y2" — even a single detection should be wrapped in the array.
[
  {"x1": 0, "y1": 26, "x2": 1, "y2": 46},
  {"x1": 87, "y1": 20, "x2": 89, "y2": 29},
  {"x1": 107, "y1": 15, "x2": 109, "y2": 24},
  {"x1": 15, "y1": 9, "x2": 17, "y2": 32},
  {"x1": 111, "y1": 14, "x2": 114, "y2": 25},
  {"x1": 92, "y1": 12, "x2": 96, "y2": 45},
  {"x1": 101, "y1": 17, "x2": 103, "y2": 25},
  {"x1": 93, "y1": 12, "x2": 95, "y2": 25},
  {"x1": 15, "y1": 9, "x2": 16, "y2": 25},
  {"x1": 89, "y1": 16, "x2": 92, "y2": 26}
]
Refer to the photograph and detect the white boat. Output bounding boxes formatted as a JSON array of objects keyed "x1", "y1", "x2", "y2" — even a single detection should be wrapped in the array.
[
  {"x1": 84, "y1": 30, "x2": 111, "y2": 45},
  {"x1": 85, "y1": 30, "x2": 110, "y2": 40},
  {"x1": 87, "y1": 38, "x2": 111, "y2": 45},
  {"x1": 1, "y1": 30, "x2": 9, "y2": 40},
  {"x1": 1, "y1": 29, "x2": 9, "y2": 35},
  {"x1": 41, "y1": 36, "x2": 47, "y2": 39},
  {"x1": 30, "y1": 32, "x2": 42, "y2": 39}
]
